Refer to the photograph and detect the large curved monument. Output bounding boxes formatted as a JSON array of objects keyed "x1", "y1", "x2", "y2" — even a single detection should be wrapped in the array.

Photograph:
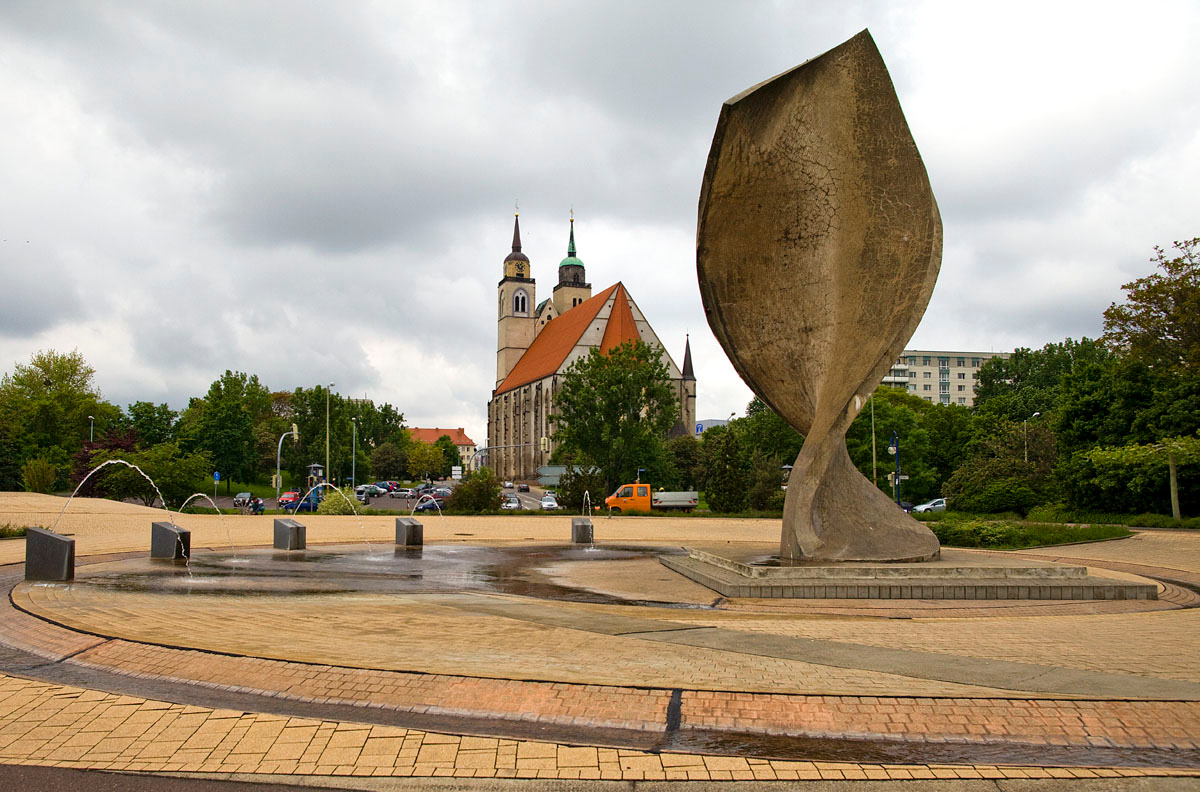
[{"x1": 697, "y1": 30, "x2": 941, "y2": 562}]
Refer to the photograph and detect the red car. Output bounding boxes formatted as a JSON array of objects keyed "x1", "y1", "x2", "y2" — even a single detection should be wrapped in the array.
[{"x1": 277, "y1": 491, "x2": 300, "y2": 507}]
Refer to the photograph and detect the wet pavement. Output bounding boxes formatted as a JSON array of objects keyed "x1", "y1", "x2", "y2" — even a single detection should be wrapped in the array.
[{"x1": 2, "y1": 494, "x2": 1200, "y2": 784}]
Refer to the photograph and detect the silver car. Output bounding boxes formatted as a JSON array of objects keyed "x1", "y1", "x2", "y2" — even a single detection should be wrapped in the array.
[{"x1": 913, "y1": 498, "x2": 946, "y2": 513}]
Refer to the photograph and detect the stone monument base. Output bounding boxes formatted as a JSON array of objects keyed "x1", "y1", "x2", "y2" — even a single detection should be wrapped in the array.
[{"x1": 660, "y1": 548, "x2": 1157, "y2": 601}]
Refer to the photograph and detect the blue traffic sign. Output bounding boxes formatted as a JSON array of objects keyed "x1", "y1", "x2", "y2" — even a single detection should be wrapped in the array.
[
  {"x1": 213, "y1": 471, "x2": 220, "y2": 482},
  {"x1": 695, "y1": 423, "x2": 703, "y2": 435}
]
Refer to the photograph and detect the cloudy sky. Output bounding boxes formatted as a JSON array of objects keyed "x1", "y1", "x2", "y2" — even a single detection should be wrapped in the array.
[{"x1": 2, "y1": 1, "x2": 1197, "y2": 447}]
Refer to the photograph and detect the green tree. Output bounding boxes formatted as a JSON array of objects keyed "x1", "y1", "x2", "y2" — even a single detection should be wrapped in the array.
[
  {"x1": 974, "y1": 338, "x2": 1111, "y2": 422},
  {"x1": 735, "y1": 397, "x2": 805, "y2": 463},
  {"x1": 197, "y1": 371, "x2": 258, "y2": 491},
  {"x1": 20, "y1": 458, "x2": 57, "y2": 494},
  {"x1": 1103, "y1": 237, "x2": 1200, "y2": 374},
  {"x1": 88, "y1": 444, "x2": 212, "y2": 508},
  {"x1": 746, "y1": 449, "x2": 785, "y2": 511},
  {"x1": 845, "y1": 388, "x2": 939, "y2": 503},
  {"x1": 553, "y1": 339, "x2": 678, "y2": 491},
  {"x1": 0, "y1": 348, "x2": 120, "y2": 484},
  {"x1": 444, "y1": 467, "x2": 502, "y2": 513},
  {"x1": 370, "y1": 442, "x2": 406, "y2": 480},
  {"x1": 434, "y1": 435, "x2": 462, "y2": 478},
  {"x1": 700, "y1": 426, "x2": 748, "y2": 513},
  {"x1": 556, "y1": 465, "x2": 608, "y2": 510},
  {"x1": 666, "y1": 435, "x2": 702, "y2": 490},
  {"x1": 407, "y1": 440, "x2": 444, "y2": 481},
  {"x1": 126, "y1": 401, "x2": 177, "y2": 447}
]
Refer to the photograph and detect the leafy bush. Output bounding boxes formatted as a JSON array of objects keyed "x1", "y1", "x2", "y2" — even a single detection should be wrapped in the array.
[
  {"x1": 0, "y1": 523, "x2": 30, "y2": 539},
  {"x1": 928, "y1": 516, "x2": 1131, "y2": 548},
  {"x1": 701, "y1": 427, "x2": 749, "y2": 513},
  {"x1": 20, "y1": 458, "x2": 57, "y2": 494},
  {"x1": 1058, "y1": 438, "x2": 1199, "y2": 515},
  {"x1": 444, "y1": 467, "x2": 502, "y2": 513},
  {"x1": 1026, "y1": 503, "x2": 1199, "y2": 529},
  {"x1": 316, "y1": 486, "x2": 360, "y2": 515},
  {"x1": 942, "y1": 457, "x2": 1051, "y2": 515},
  {"x1": 555, "y1": 465, "x2": 607, "y2": 512}
]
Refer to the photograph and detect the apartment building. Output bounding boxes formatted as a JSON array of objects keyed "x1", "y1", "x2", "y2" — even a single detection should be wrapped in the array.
[{"x1": 882, "y1": 350, "x2": 1010, "y2": 407}]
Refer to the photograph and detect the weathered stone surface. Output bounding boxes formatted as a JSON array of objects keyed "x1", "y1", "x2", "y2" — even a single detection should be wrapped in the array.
[
  {"x1": 273, "y1": 518, "x2": 306, "y2": 550},
  {"x1": 24, "y1": 526, "x2": 75, "y2": 581},
  {"x1": 697, "y1": 30, "x2": 941, "y2": 562}
]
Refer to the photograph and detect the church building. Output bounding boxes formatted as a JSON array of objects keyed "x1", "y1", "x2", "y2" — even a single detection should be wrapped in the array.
[{"x1": 486, "y1": 214, "x2": 696, "y2": 481}]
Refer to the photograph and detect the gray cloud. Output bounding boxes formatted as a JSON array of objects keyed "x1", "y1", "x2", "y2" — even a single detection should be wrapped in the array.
[{"x1": 1, "y1": 0, "x2": 1197, "y2": 447}]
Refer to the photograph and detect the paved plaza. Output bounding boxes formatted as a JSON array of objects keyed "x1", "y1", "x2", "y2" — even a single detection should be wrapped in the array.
[{"x1": 1, "y1": 492, "x2": 1199, "y2": 788}]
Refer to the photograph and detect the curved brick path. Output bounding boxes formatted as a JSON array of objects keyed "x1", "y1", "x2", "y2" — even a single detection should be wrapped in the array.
[{"x1": 1, "y1": 494, "x2": 1199, "y2": 783}]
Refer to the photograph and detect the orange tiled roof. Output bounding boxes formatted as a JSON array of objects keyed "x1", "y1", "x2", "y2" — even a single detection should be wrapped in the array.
[
  {"x1": 600, "y1": 283, "x2": 638, "y2": 353},
  {"x1": 496, "y1": 283, "x2": 643, "y2": 395},
  {"x1": 409, "y1": 427, "x2": 475, "y2": 447}
]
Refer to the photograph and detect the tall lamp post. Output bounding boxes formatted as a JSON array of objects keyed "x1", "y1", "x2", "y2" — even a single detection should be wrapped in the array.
[
  {"x1": 87, "y1": 415, "x2": 94, "y2": 443},
  {"x1": 325, "y1": 382, "x2": 335, "y2": 485},
  {"x1": 1024, "y1": 411, "x2": 1041, "y2": 463},
  {"x1": 887, "y1": 431, "x2": 901, "y2": 505},
  {"x1": 276, "y1": 424, "x2": 298, "y2": 505},
  {"x1": 351, "y1": 417, "x2": 357, "y2": 491}
]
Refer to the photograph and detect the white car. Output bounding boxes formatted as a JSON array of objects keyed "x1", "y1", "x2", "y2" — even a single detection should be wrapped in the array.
[
  {"x1": 501, "y1": 496, "x2": 521, "y2": 510},
  {"x1": 503, "y1": 481, "x2": 514, "y2": 489},
  {"x1": 540, "y1": 495, "x2": 559, "y2": 511},
  {"x1": 913, "y1": 498, "x2": 946, "y2": 513}
]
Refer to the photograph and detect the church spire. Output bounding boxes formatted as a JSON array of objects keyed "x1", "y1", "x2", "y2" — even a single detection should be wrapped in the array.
[
  {"x1": 566, "y1": 211, "x2": 576, "y2": 257},
  {"x1": 511, "y1": 213, "x2": 523, "y2": 253},
  {"x1": 682, "y1": 334, "x2": 695, "y2": 380}
]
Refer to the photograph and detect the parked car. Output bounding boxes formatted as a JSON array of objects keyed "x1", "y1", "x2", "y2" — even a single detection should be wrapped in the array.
[
  {"x1": 516, "y1": 483, "x2": 530, "y2": 492},
  {"x1": 898, "y1": 501, "x2": 914, "y2": 513},
  {"x1": 386, "y1": 480, "x2": 402, "y2": 491},
  {"x1": 913, "y1": 498, "x2": 946, "y2": 513},
  {"x1": 502, "y1": 481, "x2": 514, "y2": 489},
  {"x1": 233, "y1": 492, "x2": 253, "y2": 508},
  {"x1": 356, "y1": 484, "x2": 385, "y2": 497},
  {"x1": 433, "y1": 487, "x2": 453, "y2": 498},
  {"x1": 540, "y1": 495, "x2": 559, "y2": 511},
  {"x1": 390, "y1": 487, "x2": 416, "y2": 499},
  {"x1": 413, "y1": 498, "x2": 443, "y2": 512},
  {"x1": 373, "y1": 481, "x2": 395, "y2": 492},
  {"x1": 277, "y1": 491, "x2": 300, "y2": 507},
  {"x1": 290, "y1": 497, "x2": 321, "y2": 513},
  {"x1": 501, "y1": 495, "x2": 521, "y2": 510}
]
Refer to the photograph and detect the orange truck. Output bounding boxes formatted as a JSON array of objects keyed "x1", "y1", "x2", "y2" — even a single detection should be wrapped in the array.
[{"x1": 604, "y1": 483, "x2": 699, "y2": 513}]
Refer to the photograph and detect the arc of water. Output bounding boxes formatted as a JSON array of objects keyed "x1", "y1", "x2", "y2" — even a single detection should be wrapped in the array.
[
  {"x1": 410, "y1": 494, "x2": 443, "y2": 518},
  {"x1": 178, "y1": 492, "x2": 237, "y2": 558},
  {"x1": 581, "y1": 490, "x2": 592, "y2": 518},
  {"x1": 292, "y1": 482, "x2": 371, "y2": 551},
  {"x1": 51, "y1": 459, "x2": 177, "y2": 534}
]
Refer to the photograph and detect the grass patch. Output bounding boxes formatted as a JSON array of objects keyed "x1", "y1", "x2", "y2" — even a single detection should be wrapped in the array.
[{"x1": 0, "y1": 523, "x2": 30, "y2": 539}]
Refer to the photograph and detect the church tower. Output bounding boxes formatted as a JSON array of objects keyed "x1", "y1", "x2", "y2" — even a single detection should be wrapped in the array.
[
  {"x1": 552, "y1": 213, "x2": 592, "y2": 315},
  {"x1": 497, "y1": 213, "x2": 536, "y2": 386}
]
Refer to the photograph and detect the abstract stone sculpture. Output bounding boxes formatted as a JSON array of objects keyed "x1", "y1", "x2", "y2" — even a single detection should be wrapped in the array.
[
  {"x1": 697, "y1": 30, "x2": 941, "y2": 562},
  {"x1": 25, "y1": 526, "x2": 75, "y2": 581},
  {"x1": 273, "y1": 518, "x2": 306, "y2": 550}
]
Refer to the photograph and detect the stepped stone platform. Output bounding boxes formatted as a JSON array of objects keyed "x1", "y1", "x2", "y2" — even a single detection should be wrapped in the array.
[{"x1": 661, "y1": 547, "x2": 1160, "y2": 600}]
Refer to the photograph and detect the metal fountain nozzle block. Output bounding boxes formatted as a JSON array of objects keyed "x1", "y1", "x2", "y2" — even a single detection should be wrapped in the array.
[
  {"x1": 25, "y1": 526, "x2": 75, "y2": 581},
  {"x1": 150, "y1": 521, "x2": 190, "y2": 560},
  {"x1": 395, "y1": 517, "x2": 423, "y2": 548},
  {"x1": 273, "y1": 518, "x2": 306, "y2": 550}
]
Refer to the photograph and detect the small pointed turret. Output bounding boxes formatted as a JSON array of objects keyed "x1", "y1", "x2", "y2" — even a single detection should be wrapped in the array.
[
  {"x1": 682, "y1": 334, "x2": 695, "y2": 380},
  {"x1": 567, "y1": 217, "x2": 576, "y2": 257},
  {"x1": 505, "y1": 213, "x2": 529, "y2": 264}
]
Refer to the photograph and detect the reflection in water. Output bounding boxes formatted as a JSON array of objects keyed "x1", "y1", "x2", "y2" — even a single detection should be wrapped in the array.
[{"x1": 70, "y1": 544, "x2": 692, "y2": 607}]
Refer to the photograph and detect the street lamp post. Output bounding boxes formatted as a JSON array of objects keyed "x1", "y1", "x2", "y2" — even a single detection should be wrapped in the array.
[
  {"x1": 87, "y1": 415, "x2": 94, "y2": 443},
  {"x1": 276, "y1": 424, "x2": 299, "y2": 505},
  {"x1": 1024, "y1": 411, "x2": 1041, "y2": 463},
  {"x1": 325, "y1": 382, "x2": 335, "y2": 485},
  {"x1": 887, "y1": 431, "x2": 901, "y2": 505},
  {"x1": 351, "y1": 418, "x2": 357, "y2": 491}
]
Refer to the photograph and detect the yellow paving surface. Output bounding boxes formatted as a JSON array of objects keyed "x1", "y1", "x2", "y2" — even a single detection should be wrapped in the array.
[
  {"x1": 4, "y1": 493, "x2": 1200, "y2": 782},
  {"x1": 0, "y1": 673, "x2": 1192, "y2": 782}
]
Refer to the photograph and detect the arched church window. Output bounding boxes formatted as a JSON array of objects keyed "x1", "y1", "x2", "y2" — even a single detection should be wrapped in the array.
[{"x1": 514, "y1": 289, "x2": 528, "y2": 315}]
